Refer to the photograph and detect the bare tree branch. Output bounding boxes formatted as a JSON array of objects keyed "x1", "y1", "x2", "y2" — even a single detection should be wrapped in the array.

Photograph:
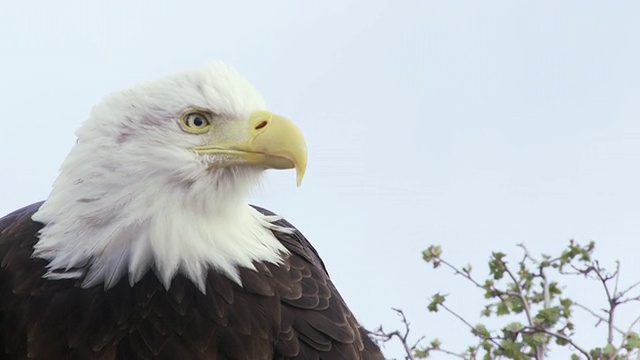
[
  {"x1": 591, "y1": 261, "x2": 617, "y2": 346},
  {"x1": 368, "y1": 325, "x2": 415, "y2": 360},
  {"x1": 613, "y1": 261, "x2": 621, "y2": 302}
]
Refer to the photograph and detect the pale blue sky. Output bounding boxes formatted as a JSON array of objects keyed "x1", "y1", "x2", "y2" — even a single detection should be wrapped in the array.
[{"x1": 1, "y1": 2, "x2": 639, "y2": 358}]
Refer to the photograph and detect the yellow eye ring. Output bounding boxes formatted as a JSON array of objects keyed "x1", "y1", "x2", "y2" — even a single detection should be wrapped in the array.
[{"x1": 180, "y1": 111, "x2": 212, "y2": 134}]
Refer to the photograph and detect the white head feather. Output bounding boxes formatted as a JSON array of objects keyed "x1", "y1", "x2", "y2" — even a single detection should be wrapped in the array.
[{"x1": 31, "y1": 62, "x2": 290, "y2": 292}]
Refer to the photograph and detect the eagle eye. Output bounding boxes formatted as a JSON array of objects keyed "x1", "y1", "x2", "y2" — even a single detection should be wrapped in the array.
[{"x1": 180, "y1": 111, "x2": 212, "y2": 134}]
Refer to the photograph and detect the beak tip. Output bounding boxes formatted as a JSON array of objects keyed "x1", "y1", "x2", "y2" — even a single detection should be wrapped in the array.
[{"x1": 295, "y1": 165, "x2": 306, "y2": 187}]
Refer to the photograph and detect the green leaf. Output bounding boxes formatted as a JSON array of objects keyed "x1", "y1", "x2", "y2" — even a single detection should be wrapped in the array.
[
  {"x1": 463, "y1": 263, "x2": 473, "y2": 274},
  {"x1": 509, "y1": 296, "x2": 524, "y2": 314},
  {"x1": 429, "y1": 338, "x2": 441, "y2": 349},
  {"x1": 428, "y1": 293, "x2": 446, "y2": 312},
  {"x1": 473, "y1": 324, "x2": 490, "y2": 338},
  {"x1": 505, "y1": 321, "x2": 523, "y2": 333},
  {"x1": 548, "y1": 281, "x2": 562, "y2": 296},
  {"x1": 560, "y1": 240, "x2": 595, "y2": 268},
  {"x1": 531, "y1": 332, "x2": 548, "y2": 345},
  {"x1": 555, "y1": 331, "x2": 569, "y2": 346},
  {"x1": 520, "y1": 269, "x2": 534, "y2": 291},
  {"x1": 466, "y1": 345, "x2": 476, "y2": 355},
  {"x1": 560, "y1": 298, "x2": 572, "y2": 317},
  {"x1": 422, "y1": 245, "x2": 442, "y2": 263},
  {"x1": 582, "y1": 241, "x2": 595, "y2": 261},
  {"x1": 602, "y1": 344, "x2": 616, "y2": 356},
  {"x1": 493, "y1": 252, "x2": 506, "y2": 261},
  {"x1": 489, "y1": 252, "x2": 507, "y2": 280},
  {"x1": 483, "y1": 280, "x2": 495, "y2": 299},
  {"x1": 481, "y1": 340, "x2": 492, "y2": 352},
  {"x1": 530, "y1": 291, "x2": 544, "y2": 304},
  {"x1": 625, "y1": 331, "x2": 640, "y2": 350},
  {"x1": 500, "y1": 339, "x2": 524, "y2": 358},
  {"x1": 496, "y1": 301, "x2": 510, "y2": 316},
  {"x1": 414, "y1": 348, "x2": 430, "y2": 358},
  {"x1": 535, "y1": 307, "x2": 561, "y2": 327}
]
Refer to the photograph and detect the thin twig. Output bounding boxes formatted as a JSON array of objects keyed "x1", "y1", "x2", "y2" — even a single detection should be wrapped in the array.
[
  {"x1": 392, "y1": 308, "x2": 415, "y2": 359},
  {"x1": 626, "y1": 314, "x2": 640, "y2": 335},
  {"x1": 620, "y1": 313, "x2": 640, "y2": 352},
  {"x1": 367, "y1": 309, "x2": 418, "y2": 360},
  {"x1": 618, "y1": 294, "x2": 640, "y2": 305},
  {"x1": 368, "y1": 327, "x2": 413, "y2": 360},
  {"x1": 517, "y1": 243, "x2": 537, "y2": 264},
  {"x1": 618, "y1": 279, "x2": 640, "y2": 298},
  {"x1": 613, "y1": 261, "x2": 621, "y2": 301},
  {"x1": 502, "y1": 261, "x2": 535, "y2": 328},
  {"x1": 539, "y1": 267, "x2": 551, "y2": 310},
  {"x1": 525, "y1": 327, "x2": 593, "y2": 360},
  {"x1": 573, "y1": 302, "x2": 625, "y2": 335},
  {"x1": 429, "y1": 348, "x2": 466, "y2": 359},
  {"x1": 588, "y1": 261, "x2": 618, "y2": 346},
  {"x1": 435, "y1": 257, "x2": 485, "y2": 289},
  {"x1": 440, "y1": 303, "x2": 502, "y2": 349}
]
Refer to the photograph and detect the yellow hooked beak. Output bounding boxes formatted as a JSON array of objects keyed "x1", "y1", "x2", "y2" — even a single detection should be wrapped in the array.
[{"x1": 192, "y1": 110, "x2": 307, "y2": 186}]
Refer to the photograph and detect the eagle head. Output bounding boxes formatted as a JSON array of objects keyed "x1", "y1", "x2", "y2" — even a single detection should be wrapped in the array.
[{"x1": 31, "y1": 62, "x2": 307, "y2": 292}]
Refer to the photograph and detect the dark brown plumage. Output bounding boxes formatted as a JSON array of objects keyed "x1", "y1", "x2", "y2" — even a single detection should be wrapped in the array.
[{"x1": 0, "y1": 202, "x2": 384, "y2": 360}]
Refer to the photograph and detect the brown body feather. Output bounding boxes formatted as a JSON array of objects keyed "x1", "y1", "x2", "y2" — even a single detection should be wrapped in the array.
[{"x1": 0, "y1": 202, "x2": 383, "y2": 360}]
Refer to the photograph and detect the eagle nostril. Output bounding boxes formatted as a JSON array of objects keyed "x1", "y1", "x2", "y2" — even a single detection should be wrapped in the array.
[{"x1": 255, "y1": 120, "x2": 268, "y2": 130}]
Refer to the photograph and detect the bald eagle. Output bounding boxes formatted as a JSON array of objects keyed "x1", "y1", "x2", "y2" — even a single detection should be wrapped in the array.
[{"x1": 0, "y1": 63, "x2": 384, "y2": 359}]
